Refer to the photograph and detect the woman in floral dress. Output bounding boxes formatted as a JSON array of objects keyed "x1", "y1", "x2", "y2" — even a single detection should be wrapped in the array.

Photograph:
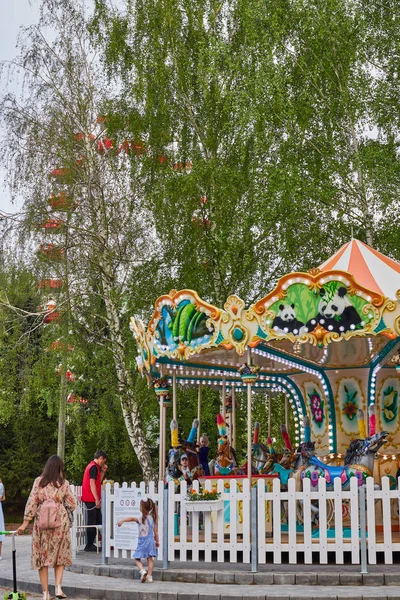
[{"x1": 17, "y1": 455, "x2": 76, "y2": 600}]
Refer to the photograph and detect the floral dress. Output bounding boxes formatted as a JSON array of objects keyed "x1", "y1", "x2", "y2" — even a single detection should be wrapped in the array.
[
  {"x1": 133, "y1": 515, "x2": 158, "y2": 559},
  {"x1": 24, "y1": 477, "x2": 76, "y2": 570}
]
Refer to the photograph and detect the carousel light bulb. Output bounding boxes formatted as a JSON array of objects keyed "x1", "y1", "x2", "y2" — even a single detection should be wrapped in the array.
[{"x1": 392, "y1": 455, "x2": 396, "y2": 460}]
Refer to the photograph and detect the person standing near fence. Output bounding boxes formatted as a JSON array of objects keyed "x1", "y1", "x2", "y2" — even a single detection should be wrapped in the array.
[
  {"x1": 117, "y1": 498, "x2": 159, "y2": 583},
  {"x1": 16, "y1": 455, "x2": 76, "y2": 600},
  {"x1": 81, "y1": 450, "x2": 108, "y2": 552}
]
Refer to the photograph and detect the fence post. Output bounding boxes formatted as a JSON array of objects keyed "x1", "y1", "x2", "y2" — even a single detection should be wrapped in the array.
[
  {"x1": 163, "y1": 485, "x2": 169, "y2": 570},
  {"x1": 359, "y1": 484, "x2": 367, "y2": 574},
  {"x1": 251, "y1": 485, "x2": 258, "y2": 572},
  {"x1": 102, "y1": 485, "x2": 108, "y2": 565}
]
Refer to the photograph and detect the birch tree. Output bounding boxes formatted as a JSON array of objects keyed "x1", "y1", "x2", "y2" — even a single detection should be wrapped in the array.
[{"x1": 1, "y1": 0, "x2": 157, "y2": 480}]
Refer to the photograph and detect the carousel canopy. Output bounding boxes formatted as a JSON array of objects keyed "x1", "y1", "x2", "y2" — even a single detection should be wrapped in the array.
[
  {"x1": 131, "y1": 240, "x2": 400, "y2": 455},
  {"x1": 319, "y1": 239, "x2": 400, "y2": 299}
]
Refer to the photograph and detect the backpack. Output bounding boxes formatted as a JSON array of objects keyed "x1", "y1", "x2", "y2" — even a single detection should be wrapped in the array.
[{"x1": 37, "y1": 498, "x2": 61, "y2": 530}]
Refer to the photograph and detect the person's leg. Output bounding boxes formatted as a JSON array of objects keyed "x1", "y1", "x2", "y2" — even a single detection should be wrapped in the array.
[
  {"x1": 135, "y1": 559, "x2": 144, "y2": 571},
  {"x1": 95, "y1": 508, "x2": 102, "y2": 546},
  {"x1": 54, "y1": 565, "x2": 65, "y2": 597},
  {"x1": 147, "y1": 557, "x2": 154, "y2": 576},
  {"x1": 85, "y1": 502, "x2": 96, "y2": 548},
  {"x1": 38, "y1": 566, "x2": 49, "y2": 592},
  {"x1": 0, "y1": 541, "x2": 2, "y2": 558}
]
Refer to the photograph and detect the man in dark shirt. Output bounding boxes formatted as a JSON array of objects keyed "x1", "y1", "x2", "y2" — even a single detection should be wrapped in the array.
[{"x1": 81, "y1": 450, "x2": 108, "y2": 551}]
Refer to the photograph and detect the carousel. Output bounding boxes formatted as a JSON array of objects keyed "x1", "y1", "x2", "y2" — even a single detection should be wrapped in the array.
[{"x1": 131, "y1": 239, "x2": 400, "y2": 492}]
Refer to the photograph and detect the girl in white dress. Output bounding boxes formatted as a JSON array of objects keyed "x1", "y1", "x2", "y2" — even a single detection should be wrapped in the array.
[{"x1": 0, "y1": 477, "x2": 5, "y2": 560}]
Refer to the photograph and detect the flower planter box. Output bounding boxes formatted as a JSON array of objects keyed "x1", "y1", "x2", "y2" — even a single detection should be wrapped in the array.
[{"x1": 184, "y1": 498, "x2": 223, "y2": 512}]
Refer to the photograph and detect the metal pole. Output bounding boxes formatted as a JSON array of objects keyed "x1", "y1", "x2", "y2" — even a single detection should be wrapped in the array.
[
  {"x1": 161, "y1": 399, "x2": 167, "y2": 484},
  {"x1": 159, "y1": 397, "x2": 164, "y2": 481},
  {"x1": 268, "y1": 394, "x2": 272, "y2": 439},
  {"x1": 163, "y1": 486, "x2": 169, "y2": 570},
  {"x1": 232, "y1": 385, "x2": 236, "y2": 449},
  {"x1": 246, "y1": 348, "x2": 252, "y2": 488},
  {"x1": 221, "y1": 376, "x2": 227, "y2": 421},
  {"x1": 359, "y1": 484, "x2": 368, "y2": 574},
  {"x1": 247, "y1": 382, "x2": 252, "y2": 487},
  {"x1": 251, "y1": 485, "x2": 258, "y2": 572},
  {"x1": 285, "y1": 394, "x2": 289, "y2": 432},
  {"x1": 197, "y1": 383, "x2": 202, "y2": 444},
  {"x1": 173, "y1": 372, "x2": 177, "y2": 422},
  {"x1": 101, "y1": 485, "x2": 108, "y2": 565}
]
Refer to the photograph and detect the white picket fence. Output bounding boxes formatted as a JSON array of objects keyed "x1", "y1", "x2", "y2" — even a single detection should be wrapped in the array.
[{"x1": 71, "y1": 476, "x2": 400, "y2": 565}]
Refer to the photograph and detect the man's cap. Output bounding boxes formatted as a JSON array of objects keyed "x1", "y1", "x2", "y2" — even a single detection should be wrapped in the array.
[{"x1": 180, "y1": 453, "x2": 188, "y2": 460}]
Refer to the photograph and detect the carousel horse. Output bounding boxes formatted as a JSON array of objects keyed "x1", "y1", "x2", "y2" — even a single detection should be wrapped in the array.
[
  {"x1": 213, "y1": 414, "x2": 240, "y2": 475},
  {"x1": 293, "y1": 411, "x2": 388, "y2": 490},
  {"x1": 251, "y1": 422, "x2": 295, "y2": 476},
  {"x1": 165, "y1": 419, "x2": 204, "y2": 485}
]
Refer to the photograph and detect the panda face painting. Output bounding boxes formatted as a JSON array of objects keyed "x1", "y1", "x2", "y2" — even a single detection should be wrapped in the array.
[
  {"x1": 272, "y1": 303, "x2": 305, "y2": 336},
  {"x1": 305, "y1": 286, "x2": 363, "y2": 335},
  {"x1": 319, "y1": 286, "x2": 347, "y2": 320}
]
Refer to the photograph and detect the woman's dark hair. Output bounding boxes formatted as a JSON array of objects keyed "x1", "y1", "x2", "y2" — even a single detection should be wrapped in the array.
[{"x1": 39, "y1": 455, "x2": 65, "y2": 488}]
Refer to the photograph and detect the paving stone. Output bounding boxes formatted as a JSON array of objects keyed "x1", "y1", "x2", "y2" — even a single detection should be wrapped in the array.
[
  {"x1": 339, "y1": 574, "x2": 362, "y2": 586},
  {"x1": 197, "y1": 572, "x2": 216, "y2": 584},
  {"x1": 178, "y1": 595, "x2": 199, "y2": 600},
  {"x1": 266, "y1": 595, "x2": 289, "y2": 600},
  {"x1": 274, "y1": 574, "x2": 295, "y2": 585},
  {"x1": 99, "y1": 565, "x2": 111, "y2": 576},
  {"x1": 91, "y1": 588, "x2": 107, "y2": 599},
  {"x1": 61, "y1": 585, "x2": 77, "y2": 598},
  {"x1": 75, "y1": 586, "x2": 92, "y2": 599},
  {"x1": 234, "y1": 573, "x2": 254, "y2": 585},
  {"x1": 106, "y1": 590, "x2": 123, "y2": 600},
  {"x1": 138, "y1": 592, "x2": 159, "y2": 600},
  {"x1": 295, "y1": 573, "x2": 317, "y2": 585},
  {"x1": 199, "y1": 595, "x2": 220, "y2": 600},
  {"x1": 158, "y1": 593, "x2": 178, "y2": 600},
  {"x1": 312, "y1": 596, "x2": 337, "y2": 600},
  {"x1": 253, "y1": 573, "x2": 274, "y2": 585},
  {"x1": 318, "y1": 574, "x2": 340, "y2": 586},
  {"x1": 175, "y1": 571, "x2": 197, "y2": 583},
  {"x1": 385, "y1": 575, "x2": 400, "y2": 586},
  {"x1": 121, "y1": 592, "x2": 139, "y2": 600},
  {"x1": 361, "y1": 574, "x2": 384, "y2": 586},
  {"x1": 214, "y1": 571, "x2": 235, "y2": 584}
]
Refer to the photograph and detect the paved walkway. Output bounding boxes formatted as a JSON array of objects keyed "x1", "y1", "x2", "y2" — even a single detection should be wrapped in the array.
[{"x1": 1, "y1": 536, "x2": 400, "y2": 599}]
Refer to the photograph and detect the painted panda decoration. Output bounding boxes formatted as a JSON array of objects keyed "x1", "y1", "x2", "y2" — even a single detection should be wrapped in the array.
[
  {"x1": 272, "y1": 303, "x2": 305, "y2": 336},
  {"x1": 305, "y1": 286, "x2": 363, "y2": 334}
]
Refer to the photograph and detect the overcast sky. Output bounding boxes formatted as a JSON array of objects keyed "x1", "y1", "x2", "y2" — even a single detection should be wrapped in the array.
[{"x1": 0, "y1": 0, "x2": 40, "y2": 213}]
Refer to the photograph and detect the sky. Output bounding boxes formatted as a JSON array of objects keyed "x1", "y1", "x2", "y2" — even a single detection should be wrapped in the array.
[{"x1": 0, "y1": 0, "x2": 40, "y2": 214}]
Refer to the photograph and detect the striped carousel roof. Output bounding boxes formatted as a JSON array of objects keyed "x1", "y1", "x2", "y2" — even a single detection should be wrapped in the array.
[{"x1": 319, "y1": 239, "x2": 400, "y2": 299}]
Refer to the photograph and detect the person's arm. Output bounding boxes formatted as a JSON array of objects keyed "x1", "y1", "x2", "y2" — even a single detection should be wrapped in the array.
[
  {"x1": 117, "y1": 516, "x2": 139, "y2": 527},
  {"x1": 64, "y1": 481, "x2": 77, "y2": 512},
  {"x1": 90, "y1": 478, "x2": 101, "y2": 508},
  {"x1": 154, "y1": 523, "x2": 160, "y2": 547},
  {"x1": 17, "y1": 478, "x2": 39, "y2": 535},
  {"x1": 100, "y1": 464, "x2": 108, "y2": 482}
]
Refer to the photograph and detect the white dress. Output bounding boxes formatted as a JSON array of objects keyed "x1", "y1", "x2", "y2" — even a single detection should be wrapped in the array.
[{"x1": 0, "y1": 483, "x2": 5, "y2": 542}]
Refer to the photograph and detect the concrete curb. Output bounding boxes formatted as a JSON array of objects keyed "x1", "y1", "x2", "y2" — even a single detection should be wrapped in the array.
[
  {"x1": 66, "y1": 564, "x2": 400, "y2": 587},
  {"x1": 2, "y1": 577, "x2": 400, "y2": 600}
]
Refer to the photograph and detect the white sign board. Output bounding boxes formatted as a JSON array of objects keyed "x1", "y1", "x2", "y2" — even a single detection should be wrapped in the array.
[{"x1": 113, "y1": 487, "x2": 143, "y2": 551}]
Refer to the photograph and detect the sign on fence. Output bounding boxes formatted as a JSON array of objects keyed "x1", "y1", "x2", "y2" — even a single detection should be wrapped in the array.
[{"x1": 113, "y1": 486, "x2": 143, "y2": 550}]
